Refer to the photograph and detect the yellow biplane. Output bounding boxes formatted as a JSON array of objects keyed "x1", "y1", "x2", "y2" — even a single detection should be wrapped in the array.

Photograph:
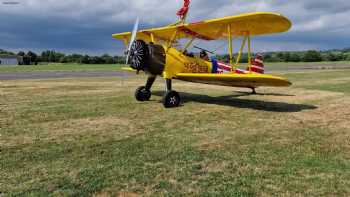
[{"x1": 112, "y1": 1, "x2": 292, "y2": 108}]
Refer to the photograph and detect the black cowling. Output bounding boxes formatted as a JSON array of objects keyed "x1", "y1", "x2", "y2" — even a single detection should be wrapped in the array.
[{"x1": 128, "y1": 40, "x2": 165, "y2": 75}]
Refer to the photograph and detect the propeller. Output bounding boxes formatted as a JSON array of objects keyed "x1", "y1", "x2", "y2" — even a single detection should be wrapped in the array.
[{"x1": 126, "y1": 17, "x2": 140, "y2": 65}]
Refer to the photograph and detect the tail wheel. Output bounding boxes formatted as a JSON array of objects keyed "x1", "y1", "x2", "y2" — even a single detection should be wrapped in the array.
[
  {"x1": 129, "y1": 40, "x2": 149, "y2": 71},
  {"x1": 135, "y1": 86, "x2": 151, "y2": 101},
  {"x1": 163, "y1": 91, "x2": 180, "y2": 108}
]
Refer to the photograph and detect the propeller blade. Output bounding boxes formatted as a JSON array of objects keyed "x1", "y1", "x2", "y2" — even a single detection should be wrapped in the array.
[{"x1": 126, "y1": 17, "x2": 140, "y2": 65}]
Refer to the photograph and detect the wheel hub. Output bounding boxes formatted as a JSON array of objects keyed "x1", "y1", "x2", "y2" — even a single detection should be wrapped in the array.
[{"x1": 170, "y1": 97, "x2": 177, "y2": 105}]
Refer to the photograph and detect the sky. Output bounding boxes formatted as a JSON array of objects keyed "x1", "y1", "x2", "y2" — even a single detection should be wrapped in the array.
[{"x1": 1, "y1": 0, "x2": 350, "y2": 55}]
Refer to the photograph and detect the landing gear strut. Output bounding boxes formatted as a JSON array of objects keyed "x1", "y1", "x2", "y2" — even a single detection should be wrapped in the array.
[
  {"x1": 135, "y1": 76, "x2": 156, "y2": 101},
  {"x1": 163, "y1": 79, "x2": 180, "y2": 108}
]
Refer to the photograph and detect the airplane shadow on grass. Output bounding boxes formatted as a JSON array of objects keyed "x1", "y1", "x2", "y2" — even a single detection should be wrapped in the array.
[{"x1": 152, "y1": 91, "x2": 317, "y2": 112}]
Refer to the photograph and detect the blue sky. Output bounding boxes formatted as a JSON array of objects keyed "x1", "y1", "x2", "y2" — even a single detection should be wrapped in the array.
[{"x1": 1, "y1": 0, "x2": 350, "y2": 55}]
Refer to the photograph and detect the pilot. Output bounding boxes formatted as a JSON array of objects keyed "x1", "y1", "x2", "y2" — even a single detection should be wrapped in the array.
[{"x1": 200, "y1": 50, "x2": 209, "y2": 61}]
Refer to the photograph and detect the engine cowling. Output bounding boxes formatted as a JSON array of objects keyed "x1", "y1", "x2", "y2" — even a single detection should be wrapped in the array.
[{"x1": 127, "y1": 40, "x2": 166, "y2": 76}]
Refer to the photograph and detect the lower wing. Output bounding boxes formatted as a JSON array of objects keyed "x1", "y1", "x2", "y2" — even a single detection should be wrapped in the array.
[{"x1": 175, "y1": 73, "x2": 292, "y2": 88}]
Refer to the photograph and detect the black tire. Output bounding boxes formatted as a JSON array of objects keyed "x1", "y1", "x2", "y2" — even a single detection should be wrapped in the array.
[
  {"x1": 128, "y1": 40, "x2": 149, "y2": 71},
  {"x1": 163, "y1": 91, "x2": 180, "y2": 108},
  {"x1": 135, "y1": 86, "x2": 151, "y2": 101}
]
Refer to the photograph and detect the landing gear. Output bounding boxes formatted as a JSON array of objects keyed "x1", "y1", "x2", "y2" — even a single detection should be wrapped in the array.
[
  {"x1": 135, "y1": 86, "x2": 151, "y2": 101},
  {"x1": 134, "y1": 76, "x2": 156, "y2": 101},
  {"x1": 135, "y1": 77, "x2": 181, "y2": 108},
  {"x1": 163, "y1": 91, "x2": 180, "y2": 108},
  {"x1": 163, "y1": 79, "x2": 180, "y2": 108}
]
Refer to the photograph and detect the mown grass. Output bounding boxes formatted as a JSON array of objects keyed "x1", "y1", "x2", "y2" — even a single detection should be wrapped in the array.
[
  {"x1": 0, "y1": 64, "x2": 121, "y2": 72},
  {"x1": 234, "y1": 61, "x2": 350, "y2": 72},
  {"x1": 1, "y1": 61, "x2": 350, "y2": 73},
  {"x1": 283, "y1": 70, "x2": 350, "y2": 94},
  {"x1": 305, "y1": 82, "x2": 350, "y2": 94},
  {"x1": 268, "y1": 61, "x2": 350, "y2": 66},
  {"x1": 1, "y1": 70, "x2": 350, "y2": 196}
]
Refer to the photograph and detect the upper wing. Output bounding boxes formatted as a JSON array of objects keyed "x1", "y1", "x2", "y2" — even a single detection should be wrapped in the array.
[
  {"x1": 112, "y1": 12, "x2": 291, "y2": 43},
  {"x1": 175, "y1": 73, "x2": 292, "y2": 88}
]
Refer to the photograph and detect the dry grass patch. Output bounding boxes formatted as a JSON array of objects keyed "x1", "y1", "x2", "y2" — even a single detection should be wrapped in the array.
[{"x1": 1, "y1": 116, "x2": 150, "y2": 148}]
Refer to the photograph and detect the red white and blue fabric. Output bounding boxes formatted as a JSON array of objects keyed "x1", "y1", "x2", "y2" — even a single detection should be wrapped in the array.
[
  {"x1": 250, "y1": 54, "x2": 264, "y2": 74},
  {"x1": 214, "y1": 54, "x2": 264, "y2": 74},
  {"x1": 216, "y1": 61, "x2": 248, "y2": 74}
]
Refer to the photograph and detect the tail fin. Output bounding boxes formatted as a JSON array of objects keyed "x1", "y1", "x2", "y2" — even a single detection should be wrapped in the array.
[{"x1": 249, "y1": 54, "x2": 264, "y2": 74}]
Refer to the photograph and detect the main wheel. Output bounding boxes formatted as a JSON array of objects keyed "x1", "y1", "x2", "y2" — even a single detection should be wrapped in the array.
[
  {"x1": 163, "y1": 91, "x2": 180, "y2": 108},
  {"x1": 135, "y1": 86, "x2": 151, "y2": 101}
]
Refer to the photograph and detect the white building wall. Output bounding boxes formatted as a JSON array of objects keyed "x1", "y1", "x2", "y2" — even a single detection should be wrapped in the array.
[{"x1": 0, "y1": 58, "x2": 18, "y2": 65}]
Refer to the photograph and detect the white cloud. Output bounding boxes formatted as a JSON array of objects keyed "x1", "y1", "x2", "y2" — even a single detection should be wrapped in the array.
[
  {"x1": 2, "y1": 0, "x2": 349, "y2": 32},
  {"x1": 0, "y1": 0, "x2": 349, "y2": 54}
]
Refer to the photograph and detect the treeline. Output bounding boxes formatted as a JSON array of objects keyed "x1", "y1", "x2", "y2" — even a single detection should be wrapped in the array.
[
  {"x1": 39, "y1": 51, "x2": 125, "y2": 64},
  {"x1": 216, "y1": 49, "x2": 350, "y2": 63},
  {"x1": 1, "y1": 49, "x2": 125, "y2": 65},
  {"x1": 0, "y1": 49, "x2": 15, "y2": 55},
  {"x1": 2, "y1": 48, "x2": 350, "y2": 65}
]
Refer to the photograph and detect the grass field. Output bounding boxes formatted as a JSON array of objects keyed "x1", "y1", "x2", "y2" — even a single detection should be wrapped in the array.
[
  {"x1": 0, "y1": 61, "x2": 349, "y2": 73},
  {"x1": 1, "y1": 69, "x2": 350, "y2": 196},
  {"x1": 268, "y1": 61, "x2": 350, "y2": 66}
]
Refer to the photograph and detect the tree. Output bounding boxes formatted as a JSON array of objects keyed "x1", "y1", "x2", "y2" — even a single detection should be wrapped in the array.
[
  {"x1": 48, "y1": 51, "x2": 55, "y2": 62},
  {"x1": 0, "y1": 49, "x2": 14, "y2": 55},
  {"x1": 17, "y1": 51, "x2": 25, "y2": 56},
  {"x1": 303, "y1": 50, "x2": 322, "y2": 62},
  {"x1": 22, "y1": 55, "x2": 31, "y2": 65},
  {"x1": 59, "y1": 56, "x2": 69, "y2": 63},
  {"x1": 17, "y1": 51, "x2": 26, "y2": 65},
  {"x1": 266, "y1": 54, "x2": 282, "y2": 62},
  {"x1": 344, "y1": 52, "x2": 350, "y2": 61},
  {"x1": 276, "y1": 52, "x2": 285, "y2": 61},
  {"x1": 263, "y1": 54, "x2": 272, "y2": 62},
  {"x1": 27, "y1": 51, "x2": 38, "y2": 65},
  {"x1": 113, "y1": 56, "x2": 125, "y2": 64},
  {"x1": 81, "y1": 55, "x2": 90, "y2": 64},
  {"x1": 283, "y1": 52, "x2": 291, "y2": 62},
  {"x1": 322, "y1": 52, "x2": 345, "y2": 62},
  {"x1": 102, "y1": 54, "x2": 114, "y2": 64},
  {"x1": 289, "y1": 53, "x2": 301, "y2": 62},
  {"x1": 40, "y1": 51, "x2": 49, "y2": 62}
]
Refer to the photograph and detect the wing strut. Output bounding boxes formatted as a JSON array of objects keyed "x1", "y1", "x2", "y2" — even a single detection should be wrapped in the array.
[
  {"x1": 167, "y1": 29, "x2": 179, "y2": 50},
  {"x1": 227, "y1": 24, "x2": 234, "y2": 72},
  {"x1": 182, "y1": 37, "x2": 196, "y2": 52},
  {"x1": 235, "y1": 35, "x2": 248, "y2": 66},
  {"x1": 150, "y1": 33, "x2": 155, "y2": 43},
  {"x1": 247, "y1": 34, "x2": 252, "y2": 72}
]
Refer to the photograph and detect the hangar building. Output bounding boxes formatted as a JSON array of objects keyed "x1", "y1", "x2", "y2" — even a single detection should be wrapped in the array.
[{"x1": 0, "y1": 55, "x2": 22, "y2": 65}]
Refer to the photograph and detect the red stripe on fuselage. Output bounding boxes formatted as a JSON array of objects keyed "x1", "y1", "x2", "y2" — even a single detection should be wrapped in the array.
[
  {"x1": 217, "y1": 62, "x2": 232, "y2": 70},
  {"x1": 251, "y1": 65, "x2": 264, "y2": 71}
]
